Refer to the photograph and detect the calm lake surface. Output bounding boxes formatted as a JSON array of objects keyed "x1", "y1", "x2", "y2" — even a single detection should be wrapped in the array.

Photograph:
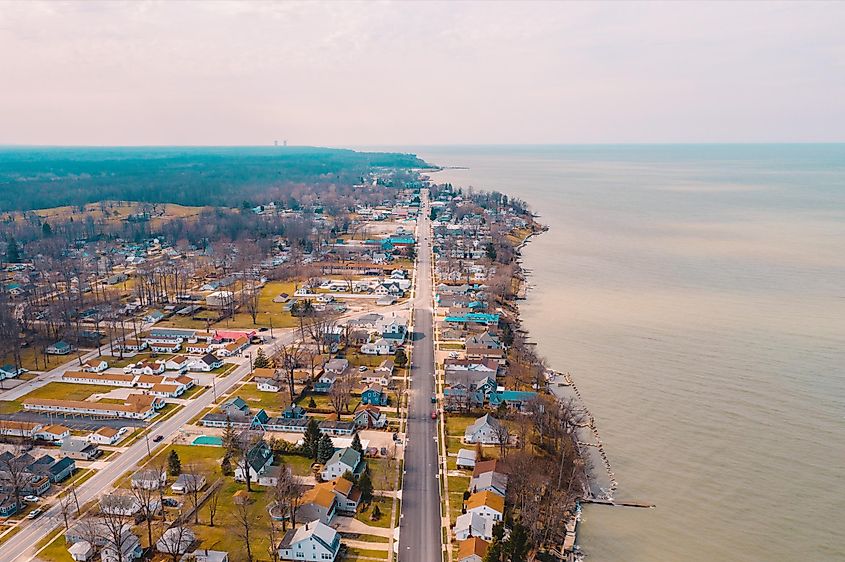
[{"x1": 414, "y1": 145, "x2": 845, "y2": 561}]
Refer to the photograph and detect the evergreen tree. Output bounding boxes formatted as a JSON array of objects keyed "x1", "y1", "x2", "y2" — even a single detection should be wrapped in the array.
[
  {"x1": 41, "y1": 222, "x2": 52, "y2": 237},
  {"x1": 358, "y1": 471, "x2": 373, "y2": 504},
  {"x1": 302, "y1": 418, "x2": 321, "y2": 459},
  {"x1": 5, "y1": 237, "x2": 21, "y2": 263},
  {"x1": 167, "y1": 450, "x2": 182, "y2": 476},
  {"x1": 317, "y1": 433, "x2": 335, "y2": 464},
  {"x1": 221, "y1": 454, "x2": 233, "y2": 476},
  {"x1": 370, "y1": 504, "x2": 381, "y2": 521},
  {"x1": 308, "y1": 396, "x2": 317, "y2": 409},
  {"x1": 222, "y1": 418, "x2": 238, "y2": 456},
  {"x1": 253, "y1": 348, "x2": 271, "y2": 369},
  {"x1": 394, "y1": 348, "x2": 408, "y2": 369},
  {"x1": 351, "y1": 433, "x2": 363, "y2": 454}
]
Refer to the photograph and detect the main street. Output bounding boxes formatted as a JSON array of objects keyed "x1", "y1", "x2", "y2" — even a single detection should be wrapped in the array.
[{"x1": 398, "y1": 190, "x2": 441, "y2": 561}]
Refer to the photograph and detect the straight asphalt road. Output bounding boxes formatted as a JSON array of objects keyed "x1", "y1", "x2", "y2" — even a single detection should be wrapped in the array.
[{"x1": 398, "y1": 190, "x2": 441, "y2": 561}]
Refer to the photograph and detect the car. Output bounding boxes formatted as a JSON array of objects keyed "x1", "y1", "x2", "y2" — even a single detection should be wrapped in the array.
[
  {"x1": 23, "y1": 495, "x2": 39, "y2": 503},
  {"x1": 448, "y1": 352, "x2": 458, "y2": 359},
  {"x1": 258, "y1": 327, "x2": 268, "y2": 332},
  {"x1": 380, "y1": 447, "x2": 388, "y2": 456},
  {"x1": 27, "y1": 508, "x2": 43, "y2": 519},
  {"x1": 431, "y1": 411, "x2": 437, "y2": 419},
  {"x1": 162, "y1": 498, "x2": 179, "y2": 508},
  {"x1": 152, "y1": 435, "x2": 164, "y2": 442}
]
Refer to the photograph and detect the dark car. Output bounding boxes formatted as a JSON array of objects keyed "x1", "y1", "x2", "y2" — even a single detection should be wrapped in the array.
[
  {"x1": 152, "y1": 435, "x2": 164, "y2": 442},
  {"x1": 162, "y1": 498, "x2": 179, "y2": 507}
]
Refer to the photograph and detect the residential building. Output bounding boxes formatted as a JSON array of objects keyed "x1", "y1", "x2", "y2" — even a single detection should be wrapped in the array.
[
  {"x1": 360, "y1": 384, "x2": 388, "y2": 406},
  {"x1": 352, "y1": 405, "x2": 387, "y2": 429},
  {"x1": 463, "y1": 414, "x2": 503, "y2": 445},
  {"x1": 464, "y1": 491, "x2": 504, "y2": 521},
  {"x1": 88, "y1": 427, "x2": 125, "y2": 445},
  {"x1": 234, "y1": 440, "x2": 273, "y2": 482},
  {"x1": 456, "y1": 448, "x2": 477, "y2": 469},
  {"x1": 458, "y1": 537, "x2": 490, "y2": 562},
  {"x1": 297, "y1": 485, "x2": 338, "y2": 525},
  {"x1": 277, "y1": 520, "x2": 341, "y2": 562},
  {"x1": 321, "y1": 447, "x2": 365, "y2": 481},
  {"x1": 454, "y1": 512, "x2": 494, "y2": 541},
  {"x1": 60, "y1": 439, "x2": 101, "y2": 460},
  {"x1": 172, "y1": 473, "x2": 206, "y2": 494}
]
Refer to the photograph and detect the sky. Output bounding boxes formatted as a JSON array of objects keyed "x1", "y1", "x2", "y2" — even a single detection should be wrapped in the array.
[{"x1": 1, "y1": 0, "x2": 844, "y2": 146}]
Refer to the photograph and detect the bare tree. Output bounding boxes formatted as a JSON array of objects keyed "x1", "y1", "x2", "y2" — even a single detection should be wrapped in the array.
[
  {"x1": 493, "y1": 419, "x2": 511, "y2": 460},
  {"x1": 274, "y1": 339, "x2": 304, "y2": 404},
  {"x1": 273, "y1": 465, "x2": 304, "y2": 531},
  {"x1": 157, "y1": 523, "x2": 195, "y2": 562},
  {"x1": 129, "y1": 478, "x2": 160, "y2": 548},
  {"x1": 233, "y1": 499, "x2": 257, "y2": 562},
  {"x1": 98, "y1": 495, "x2": 132, "y2": 562},
  {"x1": 232, "y1": 431, "x2": 261, "y2": 492},
  {"x1": 182, "y1": 463, "x2": 205, "y2": 524},
  {"x1": 206, "y1": 483, "x2": 221, "y2": 527}
]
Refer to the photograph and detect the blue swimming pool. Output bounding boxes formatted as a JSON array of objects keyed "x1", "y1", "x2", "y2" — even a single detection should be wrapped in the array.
[{"x1": 192, "y1": 435, "x2": 223, "y2": 446}]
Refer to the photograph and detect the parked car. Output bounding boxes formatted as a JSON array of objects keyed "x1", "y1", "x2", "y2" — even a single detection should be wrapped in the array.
[
  {"x1": 431, "y1": 411, "x2": 437, "y2": 419},
  {"x1": 23, "y1": 495, "x2": 39, "y2": 503},
  {"x1": 27, "y1": 508, "x2": 43, "y2": 519},
  {"x1": 380, "y1": 447, "x2": 388, "y2": 456},
  {"x1": 162, "y1": 498, "x2": 180, "y2": 508}
]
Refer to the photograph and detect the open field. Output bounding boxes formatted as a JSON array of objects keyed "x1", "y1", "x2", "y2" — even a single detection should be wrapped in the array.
[
  {"x1": 230, "y1": 382, "x2": 289, "y2": 415},
  {"x1": 223, "y1": 280, "x2": 301, "y2": 329},
  {"x1": 0, "y1": 347, "x2": 76, "y2": 373}
]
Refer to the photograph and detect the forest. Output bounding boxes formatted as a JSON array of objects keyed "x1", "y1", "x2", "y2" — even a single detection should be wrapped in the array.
[{"x1": 0, "y1": 146, "x2": 430, "y2": 212}]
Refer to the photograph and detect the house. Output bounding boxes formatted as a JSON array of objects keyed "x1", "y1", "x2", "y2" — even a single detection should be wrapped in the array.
[
  {"x1": 67, "y1": 540, "x2": 94, "y2": 561},
  {"x1": 234, "y1": 440, "x2": 273, "y2": 482},
  {"x1": 456, "y1": 448, "x2": 477, "y2": 469},
  {"x1": 25, "y1": 394, "x2": 163, "y2": 420},
  {"x1": 458, "y1": 537, "x2": 490, "y2": 562},
  {"x1": 144, "y1": 310, "x2": 165, "y2": 323},
  {"x1": 0, "y1": 364, "x2": 26, "y2": 379},
  {"x1": 172, "y1": 473, "x2": 206, "y2": 494},
  {"x1": 100, "y1": 525, "x2": 143, "y2": 562},
  {"x1": 465, "y1": 331, "x2": 504, "y2": 363},
  {"x1": 117, "y1": 339, "x2": 148, "y2": 353},
  {"x1": 81, "y1": 359, "x2": 109, "y2": 373},
  {"x1": 358, "y1": 367, "x2": 390, "y2": 387},
  {"x1": 150, "y1": 341, "x2": 181, "y2": 354},
  {"x1": 277, "y1": 520, "x2": 341, "y2": 562},
  {"x1": 361, "y1": 338, "x2": 395, "y2": 356},
  {"x1": 191, "y1": 353, "x2": 223, "y2": 372},
  {"x1": 164, "y1": 355, "x2": 191, "y2": 373},
  {"x1": 360, "y1": 384, "x2": 388, "y2": 406},
  {"x1": 297, "y1": 485, "x2": 338, "y2": 525},
  {"x1": 48, "y1": 456, "x2": 76, "y2": 482},
  {"x1": 469, "y1": 470, "x2": 508, "y2": 497},
  {"x1": 128, "y1": 361, "x2": 165, "y2": 376},
  {"x1": 352, "y1": 405, "x2": 387, "y2": 429},
  {"x1": 180, "y1": 550, "x2": 229, "y2": 562},
  {"x1": 216, "y1": 337, "x2": 249, "y2": 358},
  {"x1": 464, "y1": 491, "x2": 504, "y2": 521},
  {"x1": 283, "y1": 405, "x2": 306, "y2": 419},
  {"x1": 464, "y1": 414, "x2": 503, "y2": 445},
  {"x1": 156, "y1": 527, "x2": 196, "y2": 557},
  {"x1": 60, "y1": 438, "x2": 101, "y2": 460},
  {"x1": 321, "y1": 476, "x2": 361, "y2": 514},
  {"x1": 220, "y1": 396, "x2": 250, "y2": 416},
  {"x1": 0, "y1": 420, "x2": 42, "y2": 439},
  {"x1": 131, "y1": 468, "x2": 167, "y2": 490},
  {"x1": 487, "y1": 390, "x2": 538, "y2": 411},
  {"x1": 46, "y1": 341, "x2": 73, "y2": 355},
  {"x1": 35, "y1": 424, "x2": 71, "y2": 443},
  {"x1": 321, "y1": 447, "x2": 365, "y2": 481},
  {"x1": 381, "y1": 319, "x2": 407, "y2": 341},
  {"x1": 454, "y1": 512, "x2": 494, "y2": 541},
  {"x1": 318, "y1": 420, "x2": 356, "y2": 436},
  {"x1": 0, "y1": 494, "x2": 19, "y2": 517},
  {"x1": 472, "y1": 459, "x2": 508, "y2": 478},
  {"x1": 255, "y1": 377, "x2": 282, "y2": 393},
  {"x1": 88, "y1": 426, "x2": 125, "y2": 445}
]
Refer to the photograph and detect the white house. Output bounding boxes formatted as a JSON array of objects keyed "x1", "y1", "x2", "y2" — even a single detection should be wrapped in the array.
[
  {"x1": 131, "y1": 469, "x2": 167, "y2": 490},
  {"x1": 464, "y1": 491, "x2": 504, "y2": 522},
  {"x1": 164, "y1": 356, "x2": 191, "y2": 373},
  {"x1": 321, "y1": 447, "x2": 364, "y2": 481},
  {"x1": 190, "y1": 354, "x2": 223, "y2": 372},
  {"x1": 88, "y1": 426, "x2": 126, "y2": 445},
  {"x1": 277, "y1": 520, "x2": 341, "y2": 562},
  {"x1": 464, "y1": 414, "x2": 503, "y2": 445},
  {"x1": 80, "y1": 359, "x2": 109, "y2": 373},
  {"x1": 34, "y1": 424, "x2": 71, "y2": 443},
  {"x1": 456, "y1": 448, "x2": 477, "y2": 469},
  {"x1": 454, "y1": 512, "x2": 494, "y2": 541},
  {"x1": 255, "y1": 377, "x2": 282, "y2": 393},
  {"x1": 234, "y1": 441, "x2": 273, "y2": 482},
  {"x1": 361, "y1": 338, "x2": 395, "y2": 356}
]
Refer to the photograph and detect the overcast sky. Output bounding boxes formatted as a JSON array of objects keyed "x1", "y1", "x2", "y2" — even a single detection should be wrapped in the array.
[{"x1": 1, "y1": 1, "x2": 844, "y2": 146}]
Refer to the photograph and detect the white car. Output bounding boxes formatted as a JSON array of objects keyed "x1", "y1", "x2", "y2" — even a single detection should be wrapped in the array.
[
  {"x1": 27, "y1": 508, "x2": 43, "y2": 519},
  {"x1": 23, "y1": 495, "x2": 39, "y2": 503},
  {"x1": 448, "y1": 352, "x2": 459, "y2": 359}
]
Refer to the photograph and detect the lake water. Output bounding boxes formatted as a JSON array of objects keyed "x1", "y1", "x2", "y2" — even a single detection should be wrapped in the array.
[{"x1": 414, "y1": 145, "x2": 845, "y2": 561}]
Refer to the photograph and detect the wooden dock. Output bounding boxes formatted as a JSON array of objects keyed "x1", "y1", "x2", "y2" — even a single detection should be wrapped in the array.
[{"x1": 582, "y1": 498, "x2": 655, "y2": 509}]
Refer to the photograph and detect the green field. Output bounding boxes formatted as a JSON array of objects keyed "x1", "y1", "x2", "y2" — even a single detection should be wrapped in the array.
[
  {"x1": 354, "y1": 495, "x2": 395, "y2": 529},
  {"x1": 231, "y1": 382, "x2": 289, "y2": 415}
]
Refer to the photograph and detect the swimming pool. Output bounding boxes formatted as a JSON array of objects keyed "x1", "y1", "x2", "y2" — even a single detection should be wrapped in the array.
[{"x1": 192, "y1": 435, "x2": 223, "y2": 446}]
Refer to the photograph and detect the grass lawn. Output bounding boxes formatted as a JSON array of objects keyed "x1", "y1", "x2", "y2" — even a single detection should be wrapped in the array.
[
  {"x1": 354, "y1": 496, "x2": 395, "y2": 529},
  {"x1": 223, "y1": 280, "x2": 301, "y2": 329},
  {"x1": 343, "y1": 547, "x2": 389, "y2": 560},
  {"x1": 232, "y1": 382, "x2": 289, "y2": 414},
  {"x1": 295, "y1": 392, "x2": 335, "y2": 412},
  {"x1": 449, "y1": 490, "x2": 466, "y2": 525},
  {"x1": 21, "y1": 381, "x2": 117, "y2": 403},
  {"x1": 0, "y1": 346, "x2": 75, "y2": 373},
  {"x1": 147, "y1": 443, "x2": 225, "y2": 477},
  {"x1": 106, "y1": 352, "x2": 151, "y2": 368},
  {"x1": 0, "y1": 400, "x2": 21, "y2": 414},
  {"x1": 366, "y1": 458, "x2": 399, "y2": 491},
  {"x1": 194, "y1": 479, "x2": 276, "y2": 559},
  {"x1": 345, "y1": 351, "x2": 391, "y2": 368},
  {"x1": 32, "y1": 530, "x2": 71, "y2": 562},
  {"x1": 211, "y1": 363, "x2": 238, "y2": 376},
  {"x1": 278, "y1": 453, "x2": 315, "y2": 477},
  {"x1": 445, "y1": 414, "x2": 478, "y2": 437},
  {"x1": 179, "y1": 384, "x2": 207, "y2": 400}
]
